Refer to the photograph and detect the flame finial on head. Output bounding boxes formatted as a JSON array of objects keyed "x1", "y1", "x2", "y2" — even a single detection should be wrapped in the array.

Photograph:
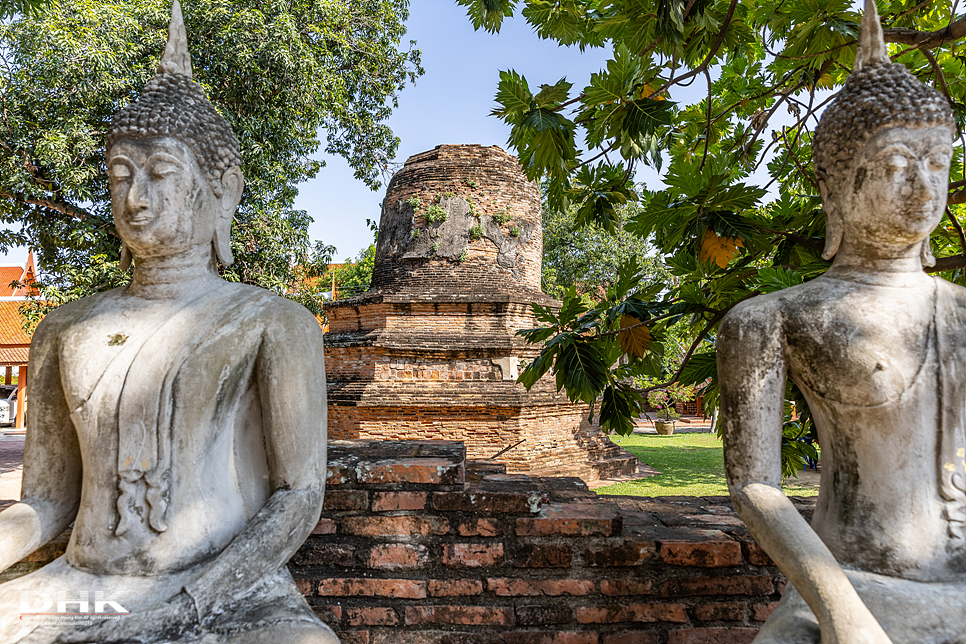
[
  {"x1": 854, "y1": 0, "x2": 888, "y2": 72},
  {"x1": 159, "y1": 0, "x2": 192, "y2": 78}
]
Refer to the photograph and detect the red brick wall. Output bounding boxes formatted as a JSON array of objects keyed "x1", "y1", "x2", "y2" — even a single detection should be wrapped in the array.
[
  {"x1": 326, "y1": 300, "x2": 544, "y2": 338},
  {"x1": 294, "y1": 440, "x2": 805, "y2": 644},
  {"x1": 2, "y1": 440, "x2": 806, "y2": 644},
  {"x1": 327, "y1": 408, "x2": 630, "y2": 480},
  {"x1": 371, "y1": 144, "x2": 543, "y2": 294}
]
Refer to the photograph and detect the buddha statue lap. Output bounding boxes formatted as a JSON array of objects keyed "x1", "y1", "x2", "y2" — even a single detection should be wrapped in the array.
[
  {"x1": 719, "y1": 2, "x2": 966, "y2": 643},
  {"x1": 0, "y1": 4, "x2": 338, "y2": 643}
]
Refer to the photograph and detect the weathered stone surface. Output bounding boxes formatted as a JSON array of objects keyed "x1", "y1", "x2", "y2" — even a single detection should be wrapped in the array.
[
  {"x1": 323, "y1": 144, "x2": 639, "y2": 482},
  {"x1": 399, "y1": 195, "x2": 476, "y2": 261},
  {"x1": 0, "y1": 5, "x2": 336, "y2": 643},
  {"x1": 516, "y1": 502, "x2": 623, "y2": 537},
  {"x1": 718, "y1": 3, "x2": 966, "y2": 643}
]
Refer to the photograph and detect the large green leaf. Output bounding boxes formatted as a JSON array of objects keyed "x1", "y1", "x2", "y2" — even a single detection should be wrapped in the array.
[
  {"x1": 457, "y1": 0, "x2": 517, "y2": 33},
  {"x1": 555, "y1": 336, "x2": 609, "y2": 404},
  {"x1": 677, "y1": 351, "x2": 717, "y2": 387},
  {"x1": 492, "y1": 69, "x2": 533, "y2": 123},
  {"x1": 599, "y1": 383, "x2": 642, "y2": 435}
]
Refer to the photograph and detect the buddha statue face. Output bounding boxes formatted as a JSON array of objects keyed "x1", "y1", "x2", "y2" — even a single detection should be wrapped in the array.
[
  {"x1": 108, "y1": 136, "x2": 242, "y2": 262},
  {"x1": 829, "y1": 125, "x2": 953, "y2": 249}
]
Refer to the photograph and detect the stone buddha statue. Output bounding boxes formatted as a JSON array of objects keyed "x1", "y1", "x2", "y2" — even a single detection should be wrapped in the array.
[
  {"x1": 719, "y1": 2, "x2": 966, "y2": 643},
  {"x1": 0, "y1": 4, "x2": 338, "y2": 643}
]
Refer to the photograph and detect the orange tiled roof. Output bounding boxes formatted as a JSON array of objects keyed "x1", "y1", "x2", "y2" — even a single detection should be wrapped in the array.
[
  {"x1": 0, "y1": 266, "x2": 24, "y2": 297},
  {"x1": 0, "y1": 301, "x2": 30, "y2": 345},
  {"x1": 0, "y1": 346, "x2": 28, "y2": 364}
]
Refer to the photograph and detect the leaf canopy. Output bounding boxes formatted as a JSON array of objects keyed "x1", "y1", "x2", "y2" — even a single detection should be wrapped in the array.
[
  {"x1": 1, "y1": 0, "x2": 422, "y2": 310},
  {"x1": 477, "y1": 0, "x2": 966, "y2": 467}
]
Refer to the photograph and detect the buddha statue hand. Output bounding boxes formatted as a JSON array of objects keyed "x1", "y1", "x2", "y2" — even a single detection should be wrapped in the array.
[{"x1": 821, "y1": 609, "x2": 894, "y2": 644}]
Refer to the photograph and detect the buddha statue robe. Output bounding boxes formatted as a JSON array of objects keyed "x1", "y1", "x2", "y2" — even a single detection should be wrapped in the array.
[{"x1": 0, "y1": 280, "x2": 331, "y2": 643}]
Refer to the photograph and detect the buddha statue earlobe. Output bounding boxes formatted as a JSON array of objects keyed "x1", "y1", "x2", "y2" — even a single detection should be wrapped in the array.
[
  {"x1": 120, "y1": 242, "x2": 133, "y2": 271},
  {"x1": 213, "y1": 222, "x2": 233, "y2": 266},
  {"x1": 920, "y1": 238, "x2": 936, "y2": 268},
  {"x1": 817, "y1": 176, "x2": 842, "y2": 260},
  {"x1": 213, "y1": 165, "x2": 243, "y2": 266}
]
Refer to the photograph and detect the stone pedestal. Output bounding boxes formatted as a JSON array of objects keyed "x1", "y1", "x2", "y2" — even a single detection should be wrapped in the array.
[{"x1": 324, "y1": 144, "x2": 637, "y2": 481}]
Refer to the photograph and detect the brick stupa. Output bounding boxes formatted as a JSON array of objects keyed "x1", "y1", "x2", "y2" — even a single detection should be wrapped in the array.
[{"x1": 324, "y1": 144, "x2": 638, "y2": 480}]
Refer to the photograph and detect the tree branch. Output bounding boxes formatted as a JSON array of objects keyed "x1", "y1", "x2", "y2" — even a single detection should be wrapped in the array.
[
  {"x1": 699, "y1": 68, "x2": 713, "y2": 171},
  {"x1": 948, "y1": 188, "x2": 966, "y2": 205},
  {"x1": 597, "y1": 307, "x2": 706, "y2": 339},
  {"x1": 947, "y1": 206, "x2": 966, "y2": 258},
  {"x1": 918, "y1": 47, "x2": 953, "y2": 106},
  {"x1": 637, "y1": 303, "x2": 739, "y2": 393},
  {"x1": 929, "y1": 254, "x2": 966, "y2": 273},
  {"x1": 0, "y1": 190, "x2": 90, "y2": 220},
  {"x1": 755, "y1": 226, "x2": 825, "y2": 252},
  {"x1": 883, "y1": 15, "x2": 966, "y2": 48}
]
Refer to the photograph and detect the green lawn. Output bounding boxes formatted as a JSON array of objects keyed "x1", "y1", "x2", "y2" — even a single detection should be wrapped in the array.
[{"x1": 595, "y1": 432, "x2": 819, "y2": 497}]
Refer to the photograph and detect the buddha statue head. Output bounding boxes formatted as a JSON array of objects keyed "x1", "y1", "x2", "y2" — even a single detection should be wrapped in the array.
[
  {"x1": 812, "y1": 0, "x2": 954, "y2": 266},
  {"x1": 106, "y1": 0, "x2": 243, "y2": 270}
]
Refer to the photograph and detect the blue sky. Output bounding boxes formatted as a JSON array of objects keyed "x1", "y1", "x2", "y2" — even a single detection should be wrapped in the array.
[{"x1": 297, "y1": 0, "x2": 616, "y2": 262}]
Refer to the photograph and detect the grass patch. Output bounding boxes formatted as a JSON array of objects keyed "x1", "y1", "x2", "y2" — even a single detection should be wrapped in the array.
[{"x1": 595, "y1": 432, "x2": 818, "y2": 498}]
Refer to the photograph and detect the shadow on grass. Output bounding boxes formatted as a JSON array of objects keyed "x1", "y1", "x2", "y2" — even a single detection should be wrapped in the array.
[
  {"x1": 621, "y1": 444, "x2": 725, "y2": 489},
  {"x1": 598, "y1": 433, "x2": 819, "y2": 498}
]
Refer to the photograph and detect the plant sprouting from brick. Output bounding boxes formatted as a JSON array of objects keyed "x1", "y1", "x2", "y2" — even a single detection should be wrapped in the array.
[
  {"x1": 411, "y1": 228, "x2": 420, "y2": 239},
  {"x1": 407, "y1": 195, "x2": 421, "y2": 209},
  {"x1": 464, "y1": 179, "x2": 479, "y2": 188},
  {"x1": 493, "y1": 211, "x2": 512, "y2": 225},
  {"x1": 443, "y1": 191, "x2": 455, "y2": 198},
  {"x1": 424, "y1": 204, "x2": 447, "y2": 225},
  {"x1": 469, "y1": 224, "x2": 483, "y2": 241},
  {"x1": 458, "y1": 249, "x2": 468, "y2": 262},
  {"x1": 510, "y1": 226, "x2": 520, "y2": 237},
  {"x1": 432, "y1": 240, "x2": 440, "y2": 253}
]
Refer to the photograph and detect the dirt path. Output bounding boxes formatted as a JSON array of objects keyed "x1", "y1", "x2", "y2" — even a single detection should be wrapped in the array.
[{"x1": 0, "y1": 437, "x2": 23, "y2": 505}]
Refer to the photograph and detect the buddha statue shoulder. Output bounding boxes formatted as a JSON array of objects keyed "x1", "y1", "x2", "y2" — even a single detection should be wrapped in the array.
[
  {"x1": 718, "y1": 2, "x2": 966, "y2": 643},
  {"x1": 0, "y1": 3, "x2": 338, "y2": 643}
]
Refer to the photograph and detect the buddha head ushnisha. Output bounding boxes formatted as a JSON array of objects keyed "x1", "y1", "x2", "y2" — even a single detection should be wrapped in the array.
[
  {"x1": 106, "y1": 0, "x2": 242, "y2": 271},
  {"x1": 813, "y1": 0, "x2": 955, "y2": 267}
]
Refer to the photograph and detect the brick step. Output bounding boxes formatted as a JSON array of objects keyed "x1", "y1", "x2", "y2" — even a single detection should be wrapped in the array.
[
  {"x1": 576, "y1": 437, "x2": 636, "y2": 460},
  {"x1": 586, "y1": 454, "x2": 640, "y2": 480}
]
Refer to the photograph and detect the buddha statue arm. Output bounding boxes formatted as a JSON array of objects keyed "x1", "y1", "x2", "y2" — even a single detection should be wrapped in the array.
[
  {"x1": 0, "y1": 316, "x2": 81, "y2": 572},
  {"x1": 182, "y1": 306, "x2": 327, "y2": 619},
  {"x1": 717, "y1": 305, "x2": 892, "y2": 644}
]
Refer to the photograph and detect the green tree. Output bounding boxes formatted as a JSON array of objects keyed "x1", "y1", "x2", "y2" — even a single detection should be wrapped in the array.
[
  {"x1": 460, "y1": 0, "x2": 966, "y2": 456},
  {"x1": 327, "y1": 242, "x2": 376, "y2": 301},
  {"x1": 542, "y1": 201, "x2": 666, "y2": 298},
  {"x1": 0, "y1": 0, "x2": 422, "y2": 314}
]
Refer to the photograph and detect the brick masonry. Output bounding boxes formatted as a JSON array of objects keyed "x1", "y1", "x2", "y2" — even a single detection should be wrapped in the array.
[
  {"x1": 3, "y1": 440, "x2": 811, "y2": 643},
  {"x1": 301, "y1": 440, "x2": 811, "y2": 643},
  {"x1": 323, "y1": 145, "x2": 638, "y2": 481}
]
